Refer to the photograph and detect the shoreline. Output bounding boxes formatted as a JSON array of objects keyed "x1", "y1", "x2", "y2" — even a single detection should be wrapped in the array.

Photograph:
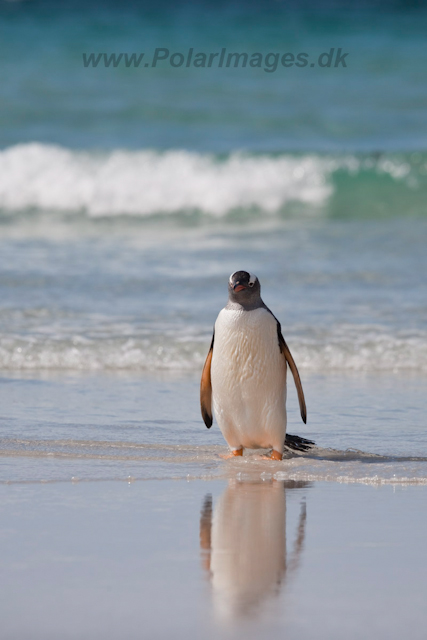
[{"x1": 1, "y1": 370, "x2": 426, "y2": 486}]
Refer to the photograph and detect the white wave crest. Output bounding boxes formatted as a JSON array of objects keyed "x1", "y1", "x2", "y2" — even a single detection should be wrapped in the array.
[
  {"x1": 0, "y1": 143, "x2": 332, "y2": 216},
  {"x1": 294, "y1": 325, "x2": 427, "y2": 373},
  {"x1": 0, "y1": 325, "x2": 426, "y2": 372}
]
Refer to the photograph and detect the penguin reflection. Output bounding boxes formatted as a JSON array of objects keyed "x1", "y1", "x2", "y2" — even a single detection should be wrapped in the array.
[{"x1": 200, "y1": 480, "x2": 308, "y2": 620}]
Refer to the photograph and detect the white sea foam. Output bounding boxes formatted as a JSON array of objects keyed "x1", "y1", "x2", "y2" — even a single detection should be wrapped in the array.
[
  {"x1": 294, "y1": 325, "x2": 427, "y2": 373},
  {"x1": 0, "y1": 143, "x2": 333, "y2": 216},
  {"x1": 1, "y1": 325, "x2": 426, "y2": 371}
]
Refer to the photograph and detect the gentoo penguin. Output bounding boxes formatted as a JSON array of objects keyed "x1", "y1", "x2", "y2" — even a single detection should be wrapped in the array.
[{"x1": 200, "y1": 270, "x2": 308, "y2": 460}]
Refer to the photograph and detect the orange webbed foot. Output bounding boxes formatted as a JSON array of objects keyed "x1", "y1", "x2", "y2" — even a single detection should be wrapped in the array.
[
  {"x1": 260, "y1": 449, "x2": 283, "y2": 461},
  {"x1": 270, "y1": 449, "x2": 283, "y2": 460},
  {"x1": 220, "y1": 448, "x2": 244, "y2": 459}
]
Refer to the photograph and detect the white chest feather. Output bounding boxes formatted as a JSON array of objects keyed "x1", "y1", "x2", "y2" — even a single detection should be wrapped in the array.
[
  {"x1": 210, "y1": 307, "x2": 287, "y2": 450},
  {"x1": 212, "y1": 308, "x2": 280, "y2": 379}
]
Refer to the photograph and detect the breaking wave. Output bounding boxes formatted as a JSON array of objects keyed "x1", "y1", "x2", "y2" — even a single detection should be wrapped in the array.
[
  {"x1": 1, "y1": 324, "x2": 426, "y2": 372},
  {"x1": 0, "y1": 143, "x2": 426, "y2": 218}
]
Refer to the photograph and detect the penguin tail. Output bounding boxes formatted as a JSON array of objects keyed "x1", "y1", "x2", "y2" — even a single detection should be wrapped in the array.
[{"x1": 284, "y1": 433, "x2": 315, "y2": 452}]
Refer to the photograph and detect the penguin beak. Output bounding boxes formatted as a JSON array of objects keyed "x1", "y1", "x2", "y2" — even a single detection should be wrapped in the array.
[{"x1": 233, "y1": 283, "x2": 246, "y2": 292}]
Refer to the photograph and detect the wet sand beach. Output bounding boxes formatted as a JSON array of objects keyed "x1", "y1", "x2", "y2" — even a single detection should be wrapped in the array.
[{"x1": 1, "y1": 372, "x2": 427, "y2": 639}]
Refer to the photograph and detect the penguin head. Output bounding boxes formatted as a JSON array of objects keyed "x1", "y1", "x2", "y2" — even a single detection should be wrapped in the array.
[{"x1": 228, "y1": 271, "x2": 261, "y2": 306}]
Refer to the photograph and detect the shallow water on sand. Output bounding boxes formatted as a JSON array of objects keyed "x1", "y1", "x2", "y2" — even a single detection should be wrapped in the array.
[
  {"x1": 1, "y1": 371, "x2": 426, "y2": 485},
  {"x1": 1, "y1": 369, "x2": 427, "y2": 640},
  {"x1": 2, "y1": 477, "x2": 427, "y2": 640}
]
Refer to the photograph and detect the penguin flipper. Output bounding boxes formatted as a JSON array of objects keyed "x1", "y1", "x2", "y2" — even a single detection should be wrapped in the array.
[
  {"x1": 277, "y1": 324, "x2": 307, "y2": 424},
  {"x1": 200, "y1": 332, "x2": 214, "y2": 428}
]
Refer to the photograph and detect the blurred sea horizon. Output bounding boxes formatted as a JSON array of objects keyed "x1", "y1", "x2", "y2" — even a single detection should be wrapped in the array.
[
  {"x1": 2, "y1": 0, "x2": 427, "y2": 153},
  {"x1": 2, "y1": 0, "x2": 427, "y2": 220}
]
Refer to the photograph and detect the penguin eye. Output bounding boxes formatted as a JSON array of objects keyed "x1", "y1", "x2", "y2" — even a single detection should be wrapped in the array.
[{"x1": 248, "y1": 272, "x2": 257, "y2": 287}]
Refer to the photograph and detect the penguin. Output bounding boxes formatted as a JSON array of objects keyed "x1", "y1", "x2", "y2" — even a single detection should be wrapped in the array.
[{"x1": 200, "y1": 270, "x2": 309, "y2": 460}]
